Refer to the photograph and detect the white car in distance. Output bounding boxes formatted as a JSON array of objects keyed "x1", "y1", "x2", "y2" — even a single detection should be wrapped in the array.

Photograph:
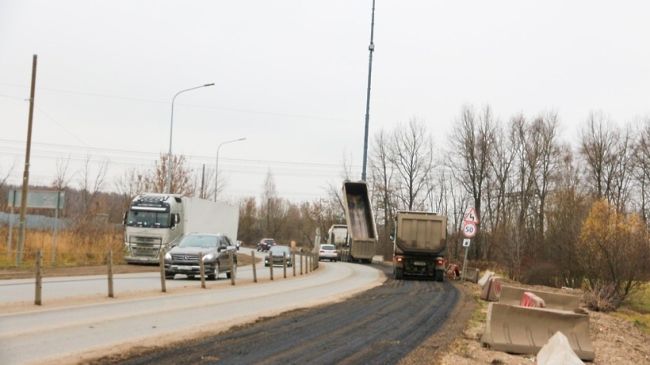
[{"x1": 319, "y1": 244, "x2": 339, "y2": 262}]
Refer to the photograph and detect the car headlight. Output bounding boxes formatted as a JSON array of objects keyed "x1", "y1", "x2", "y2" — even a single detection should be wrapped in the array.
[
  {"x1": 203, "y1": 253, "x2": 215, "y2": 262},
  {"x1": 164, "y1": 252, "x2": 171, "y2": 261}
]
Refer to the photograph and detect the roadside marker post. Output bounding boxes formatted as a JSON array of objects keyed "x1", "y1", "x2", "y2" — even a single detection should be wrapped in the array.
[
  {"x1": 34, "y1": 249, "x2": 42, "y2": 305},
  {"x1": 159, "y1": 250, "x2": 167, "y2": 293},
  {"x1": 269, "y1": 255, "x2": 274, "y2": 280},
  {"x1": 107, "y1": 249, "x2": 114, "y2": 298},
  {"x1": 251, "y1": 250, "x2": 257, "y2": 283},
  {"x1": 283, "y1": 252, "x2": 287, "y2": 278},
  {"x1": 199, "y1": 252, "x2": 206, "y2": 289},
  {"x1": 292, "y1": 253, "x2": 296, "y2": 276},
  {"x1": 230, "y1": 254, "x2": 236, "y2": 286},
  {"x1": 300, "y1": 253, "x2": 303, "y2": 275}
]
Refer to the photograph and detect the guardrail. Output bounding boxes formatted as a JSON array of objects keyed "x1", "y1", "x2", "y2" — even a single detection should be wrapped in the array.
[{"x1": 24, "y1": 248, "x2": 321, "y2": 306}]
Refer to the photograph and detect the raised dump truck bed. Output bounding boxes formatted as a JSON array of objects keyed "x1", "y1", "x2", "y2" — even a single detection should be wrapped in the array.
[{"x1": 341, "y1": 181, "x2": 377, "y2": 263}]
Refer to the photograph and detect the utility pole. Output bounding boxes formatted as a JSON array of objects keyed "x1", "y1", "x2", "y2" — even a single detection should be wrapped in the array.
[
  {"x1": 17, "y1": 54, "x2": 38, "y2": 266},
  {"x1": 361, "y1": 0, "x2": 376, "y2": 181}
]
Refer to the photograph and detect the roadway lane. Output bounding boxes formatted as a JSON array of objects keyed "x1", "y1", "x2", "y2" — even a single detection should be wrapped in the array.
[
  {"x1": 0, "y1": 261, "x2": 384, "y2": 365},
  {"x1": 97, "y1": 267, "x2": 460, "y2": 365},
  {"x1": 0, "y1": 250, "x2": 270, "y2": 305}
]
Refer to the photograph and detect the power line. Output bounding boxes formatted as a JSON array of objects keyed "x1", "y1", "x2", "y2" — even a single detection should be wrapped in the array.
[
  {"x1": 0, "y1": 83, "x2": 354, "y2": 123},
  {"x1": 0, "y1": 138, "x2": 361, "y2": 168}
]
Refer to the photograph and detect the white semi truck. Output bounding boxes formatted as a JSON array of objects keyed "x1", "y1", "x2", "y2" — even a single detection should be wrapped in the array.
[{"x1": 123, "y1": 193, "x2": 239, "y2": 264}]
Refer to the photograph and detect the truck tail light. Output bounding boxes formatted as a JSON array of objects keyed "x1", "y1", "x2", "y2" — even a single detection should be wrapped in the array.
[{"x1": 395, "y1": 256, "x2": 404, "y2": 263}]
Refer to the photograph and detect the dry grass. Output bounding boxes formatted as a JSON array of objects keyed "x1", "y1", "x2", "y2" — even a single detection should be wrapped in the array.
[
  {"x1": 615, "y1": 282, "x2": 650, "y2": 334},
  {"x1": 0, "y1": 226, "x2": 123, "y2": 269}
]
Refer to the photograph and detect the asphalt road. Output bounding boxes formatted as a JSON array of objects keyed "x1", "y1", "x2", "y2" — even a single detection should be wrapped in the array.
[
  {"x1": 0, "y1": 260, "x2": 382, "y2": 365},
  {"x1": 96, "y1": 267, "x2": 460, "y2": 365}
]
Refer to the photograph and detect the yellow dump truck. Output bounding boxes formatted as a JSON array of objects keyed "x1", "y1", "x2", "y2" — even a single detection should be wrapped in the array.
[
  {"x1": 341, "y1": 181, "x2": 377, "y2": 263},
  {"x1": 393, "y1": 211, "x2": 447, "y2": 281}
]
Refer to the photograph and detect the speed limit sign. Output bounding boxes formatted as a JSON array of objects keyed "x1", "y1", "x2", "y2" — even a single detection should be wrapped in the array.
[{"x1": 462, "y1": 222, "x2": 477, "y2": 238}]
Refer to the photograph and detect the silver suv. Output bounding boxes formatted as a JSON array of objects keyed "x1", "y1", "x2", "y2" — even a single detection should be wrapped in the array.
[{"x1": 164, "y1": 233, "x2": 237, "y2": 280}]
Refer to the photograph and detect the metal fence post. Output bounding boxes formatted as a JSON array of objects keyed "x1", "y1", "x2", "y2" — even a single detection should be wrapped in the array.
[
  {"x1": 159, "y1": 250, "x2": 167, "y2": 293},
  {"x1": 283, "y1": 252, "x2": 287, "y2": 279},
  {"x1": 230, "y1": 254, "x2": 236, "y2": 286},
  {"x1": 199, "y1": 251, "x2": 206, "y2": 289},
  {"x1": 34, "y1": 249, "x2": 42, "y2": 305},
  {"x1": 252, "y1": 250, "x2": 257, "y2": 283},
  {"x1": 292, "y1": 253, "x2": 296, "y2": 277},
  {"x1": 269, "y1": 254, "x2": 274, "y2": 280},
  {"x1": 300, "y1": 253, "x2": 303, "y2": 275},
  {"x1": 107, "y1": 249, "x2": 114, "y2": 298}
]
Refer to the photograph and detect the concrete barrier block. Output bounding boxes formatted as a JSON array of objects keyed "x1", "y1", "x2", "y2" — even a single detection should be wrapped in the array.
[
  {"x1": 536, "y1": 331, "x2": 584, "y2": 365},
  {"x1": 480, "y1": 275, "x2": 502, "y2": 301},
  {"x1": 500, "y1": 285, "x2": 581, "y2": 311},
  {"x1": 521, "y1": 291, "x2": 546, "y2": 308},
  {"x1": 464, "y1": 267, "x2": 480, "y2": 283},
  {"x1": 478, "y1": 270, "x2": 495, "y2": 287}
]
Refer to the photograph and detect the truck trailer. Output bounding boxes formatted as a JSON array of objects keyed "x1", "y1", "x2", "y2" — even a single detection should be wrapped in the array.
[
  {"x1": 393, "y1": 211, "x2": 447, "y2": 281},
  {"x1": 341, "y1": 181, "x2": 377, "y2": 263},
  {"x1": 123, "y1": 193, "x2": 239, "y2": 264}
]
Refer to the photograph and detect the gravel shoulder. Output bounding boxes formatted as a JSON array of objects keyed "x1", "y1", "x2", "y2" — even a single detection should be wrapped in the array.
[{"x1": 438, "y1": 280, "x2": 650, "y2": 364}]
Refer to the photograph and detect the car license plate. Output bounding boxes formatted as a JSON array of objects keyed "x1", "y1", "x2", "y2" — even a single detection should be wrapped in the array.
[{"x1": 413, "y1": 261, "x2": 426, "y2": 266}]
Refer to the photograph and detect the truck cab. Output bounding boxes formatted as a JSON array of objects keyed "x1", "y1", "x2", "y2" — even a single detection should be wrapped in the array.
[{"x1": 124, "y1": 194, "x2": 184, "y2": 264}]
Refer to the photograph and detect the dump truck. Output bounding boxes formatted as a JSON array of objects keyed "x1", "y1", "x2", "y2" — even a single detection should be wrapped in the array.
[
  {"x1": 123, "y1": 193, "x2": 239, "y2": 264},
  {"x1": 392, "y1": 211, "x2": 447, "y2": 281},
  {"x1": 341, "y1": 181, "x2": 377, "y2": 263}
]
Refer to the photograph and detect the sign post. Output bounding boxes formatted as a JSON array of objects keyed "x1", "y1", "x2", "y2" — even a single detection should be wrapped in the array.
[
  {"x1": 461, "y1": 207, "x2": 479, "y2": 281},
  {"x1": 8, "y1": 189, "x2": 65, "y2": 266}
]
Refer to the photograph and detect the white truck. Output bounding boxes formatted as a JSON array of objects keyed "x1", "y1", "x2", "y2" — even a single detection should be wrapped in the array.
[
  {"x1": 123, "y1": 193, "x2": 239, "y2": 264},
  {"x1": 327, "y1": 224, "x2": 349, "y2": 248}
]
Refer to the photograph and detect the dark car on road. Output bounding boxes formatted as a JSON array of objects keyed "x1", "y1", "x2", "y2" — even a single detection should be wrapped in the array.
[
  {"x1": 265, "y1": 245, "x2": 293, "y2": 267},
  {"x1": 164, "y1": 233, "x2": 237, "y2": 280},
  {"x1": 257, "y1": 238, "x2": 276, "y2": 252}
]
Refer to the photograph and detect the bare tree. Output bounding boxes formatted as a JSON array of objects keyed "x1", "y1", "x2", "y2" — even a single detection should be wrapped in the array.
[
  {"x1": 145, "y1": 154, "x2": 195, "y2": 195},
  {"x1": 51, "y1": 156, "x2": 71, "y2": 190},
  {"x1": 389, "y1": 118, "x2": 435, "y2": 211},
  {"x1": 579, "y1": 112, "x2": 633, "y2": 210},
  {"x1": 634, "y1": 118, "x2": 650, "y2": 221},
  {"x1": 77, "y1": 155, "x2": 109, "y2": 216},
  {"x1": 449, "y1": 106, "x2": 496, "y2": 259}
]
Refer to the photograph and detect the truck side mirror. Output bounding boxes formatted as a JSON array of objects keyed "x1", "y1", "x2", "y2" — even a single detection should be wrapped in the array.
[{"x1": 175, "y1": 214, "x2": 180, "y2": 224}]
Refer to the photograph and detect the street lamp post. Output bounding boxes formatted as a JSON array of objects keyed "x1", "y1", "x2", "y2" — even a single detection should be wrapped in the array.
[
  {"x1": 214, "y1": 137, "x2": 246, "y2": 201},
  {"x1": 166, "y1": 83, "x2": 214, "y2": 194}
]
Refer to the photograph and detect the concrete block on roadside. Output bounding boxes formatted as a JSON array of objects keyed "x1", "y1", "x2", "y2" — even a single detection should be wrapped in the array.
[
  {"x1": 536, "y1": 331, "x2": 584, "y2": 365},
  {"x1": 480, "y1": 275, "x2": 502, "y2": 301},
  {"x1": 478, "y1": 270, "x2": 495, "y2": 287},
  {"x1": 521, "y1": 291, "x2": 546, "y2": 308}
]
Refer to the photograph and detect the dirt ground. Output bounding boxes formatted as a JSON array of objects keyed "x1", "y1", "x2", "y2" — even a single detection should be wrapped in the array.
[{"x1": 437, "y1": 280, "x2": 650, "y2": 364}]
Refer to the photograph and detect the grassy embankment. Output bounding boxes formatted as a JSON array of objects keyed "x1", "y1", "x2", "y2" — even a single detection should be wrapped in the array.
[
  {"x1": 0, "y1": 227, "x2": 123, "y2": 269},
  {"x1": 615, "y1": 283, "x2": 650, "y2": 334}
]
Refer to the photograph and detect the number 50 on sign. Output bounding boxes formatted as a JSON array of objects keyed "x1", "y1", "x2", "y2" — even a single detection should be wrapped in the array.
[{"x1": 463, "y1": 222, "x2": 477, "y2": 238}]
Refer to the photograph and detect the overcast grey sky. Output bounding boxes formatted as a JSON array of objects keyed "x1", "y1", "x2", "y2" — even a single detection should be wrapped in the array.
[{"x1": 1, "y1": 1, "x2": 649, "y2": 202}]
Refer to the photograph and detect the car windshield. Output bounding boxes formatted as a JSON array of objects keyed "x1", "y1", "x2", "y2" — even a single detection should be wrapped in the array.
[
  {"x1": 178, "y1": 235, "x2": 221, "y2": 248},
  {"x1": 126, "y1": 210, "x2": 170, "y2": 228},
  {"x1": 263, "y1": 239, "x2": 275, "y2": 244},
  {"x1": 269, "y1": 246, "x2": 290, "y2": 255},
  {"x1": 321, "y1": 245, "x2": 336, "y2": 250}
]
